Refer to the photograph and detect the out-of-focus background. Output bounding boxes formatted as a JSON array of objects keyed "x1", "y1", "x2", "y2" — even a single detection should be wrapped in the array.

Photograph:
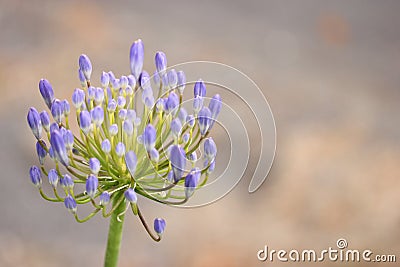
[{"x1": 1, "y1": 0, "x2": 399, "y2": 266}]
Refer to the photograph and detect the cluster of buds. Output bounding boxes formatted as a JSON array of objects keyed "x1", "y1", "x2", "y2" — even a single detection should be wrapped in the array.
[{"x1": 27, "y1": 39, "x2": 221, "y2": 241}]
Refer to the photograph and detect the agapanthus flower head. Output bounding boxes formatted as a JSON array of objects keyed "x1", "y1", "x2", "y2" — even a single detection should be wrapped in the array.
[{"x1": 27, "y1": 39, "x2": 222, "y2": 243}]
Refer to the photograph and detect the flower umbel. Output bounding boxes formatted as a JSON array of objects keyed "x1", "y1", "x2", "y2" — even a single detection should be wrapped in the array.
[{"x1": 27, "y1": 40, "x2": 221, "y2": 250}]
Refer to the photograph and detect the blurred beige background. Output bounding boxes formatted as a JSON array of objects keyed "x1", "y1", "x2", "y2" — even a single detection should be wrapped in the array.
[{"x1": 1, "y1": 0, "x2": 399, "y2": 266}]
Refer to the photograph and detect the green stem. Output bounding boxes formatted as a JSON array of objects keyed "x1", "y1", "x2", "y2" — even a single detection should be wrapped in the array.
[{"x1": 104, "y1": 193, "x2": 126, "y2": 267}]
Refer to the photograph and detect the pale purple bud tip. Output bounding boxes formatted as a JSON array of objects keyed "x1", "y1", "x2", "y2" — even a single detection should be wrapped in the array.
[
  {"x1": 79, "y1": 110, "x2": 92, "y2": 135},
  {"x1": 125, "y1": 151, "x2": 138, "y2": 177},
  {"x1": 156, "y1": 98, "x2": 164, "y2": 112},
  {"x1": 101, "y1": 139, "x2": 111, "y2": 154},
  {"x1": 134, "y1": 117, "x2": 141, "y2": 127},
  {"x1": 89, "y1": 158, "x2": 101, "y2": 174},
  {"x1": 167, "y1": 69, "x2": 178, "y2": 89},
  {"x1": 165, "y1": 92, "x2": 179, "y2": 113},
  {"x1": 143, "y1": 124, "x2": 156, "y2": 151},
  {"x1": 78, "y1": 69, "x2": 86, "y2": 86},
  {"x1": 107, "y1": 99, "x2": 117, "y2": 113},
  {"x1": 60, "y1": 174, "x2": 74, "y2": 189},
  {"x1": 117, "y1": 96, "x2": 126, "y2": 108},
  {"x1": 204, "y1": 137, "x2": 217, "y2": 160},
  {"x1": 193, "y1": 96, "x2": 204, "y2": 115},
  {"x1": 29, "y1": 165, "x2": 42, "y2": 187},
  {"x1": 86, "y1": 174, "x2": 98, "y2": 198},
  {"x1": 198, "y1": 107, "x2": 212, "y2": 136},
  {"x1": 109, "y1": 124, "x2": 118, "y2": 136},
  {"x1": 27, "y1": 107, "x2": 42, "y2": 139},
  {"x1": 39, "y1": 79, "x2": 55, "y2": 109},
  {"x1": 79, "y1": 54, "x2": 92, "y2": 81},
  {"x1": 63, "y1": 130, "x2": 74, "y2": 151},
  {"x1": 124, "y1": 188, "x2": 137, "y2": 203},
  {"x1": 123, "y1": 120, "x2": 134, "y2": 136},
  {"x1": 72, "y1": 88, "x2": 85, "y2": 109},
  {"x1": 36, "y1": 141, "x2": 47, "y2": 165},
  {"x1": 188, "y1": 151, "x2": 198, "y2": 162},
  {"x1": 186, "y1": 115, "x2": 195, "y2": 128},
  {"x1": 185, "y1": 168, "x2": 201, "y2": 198},
  {"x1": 208, "y1": 160, "x2": 216, "y2": 173},
  {"x1": 130, "y1": 39, "x2": 144, "y2": 79},
  {"x1": 120, "y1": 75, "x2": 129, "y2": 89},
  {"x1": 118, "y1": 109, "x2": 127, "y2": 120},
  {"x1": 91, "y1": 106, "x2": 104, "y2": 126},
  {"x1": 194, "y1": 79, "x2": 206, "y2": 98},
  {"x1": 50, "y1": 130, "x2": 69, "y2": 166},
  {"x1": 139, "y1": 71, "x2": 151, "y2": 90},
  {"x1": 171, "y1": 118, "x2": 182, "y2": 139},
  {"x1": 48, "y1": 169, "x2": 59, "y2": 187},
  {"x1": 149, "y1": 148, "x2": 159, "y2": 162},
  {"x1": 49, "y1": 147, "x2": 55, "y2": 159},
  {"x1": 177, "y1": 71, "x2": 186, "y2": 95},
  {"x1": 100, "y1": 191, "x2": 110, "y2": 206},
  {"x1": 170, "y1": 145, "x2": 186, "y2": 182},
  {"x1": 127, "y1": 109, "x2": 136, "y2": 122},
  {"x1": 51, "y1": 99, "x2": 64, "y2": 124},
  {"x1": 155, "y1": 51, "x2": 167, "y2": 75},
  {"x1": 50, "y1": 123, "x2": 59, "y2": 134},
  {"x1": 127, "y1": 74, "x2": 137, "y2": 88},
  {"x1": 154, "y1": 218, "x2": 166, "y2": 235},
  {"x1": 101, "y1": 71, "x2": 110, "y2": 87},
  {"x1": 64, "y1": 195, "x2": 77, "y2": 213},
  {"x1": 115, "y1": 142, "x2": 126, "y2": 157},
  {"x1": 94, "y1": 87, "x2": 104, "y2": 105},
  {"x1": 126, "y1": 85, "x2": 133, "y2": 96},
  {"x1": 88, "y1": 86, "x2": 96, "y2": 100},
  {"x1": 40, "y1": 111, "x2": 50, "y2": 132},
  {"x1": 62, "y1": 100, "x2": 70, "y2": 116},
  {"x1": 111, "y1": 78, "x2": 120, "y2": 90}
]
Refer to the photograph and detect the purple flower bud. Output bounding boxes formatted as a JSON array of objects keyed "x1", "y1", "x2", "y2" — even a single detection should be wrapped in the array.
[
  {"x1": 79, "y1": 110, "x2": 92, "y2": 134},
  {"x1": 79, "y1": 54, "x2": 92, "y2": 81},
  {"x1": 86, "y1": 174, "x2": 98, "y2": 198},
  {"x1": 149, "y1": 148, "x2": 159, "y2": 162},
  {"x1": 39, "y1": 79, "x2": 55, "y2": 109},
  {"x1": 50, "y1": 122, "x2": 59, "y2": 134},
  {"x1": 193, "y1": 96, "x2": 203, "y2": 114},
  {"x1": 154, "y1": 218, "x2": 166, "y2": 235},
  {"x1": 108, "y1": 124, "x2": 118, "y2": 137},
  {"x1": 178, "y1": 108, "x2": 187, "y2": 124},
  {"x1": 209, "y1": 94, "x2": 222, "y2": 124},
  {"x1": 182, "y1": 133, "x2": 190, "y2": 144},
  {"x1": 186, "y1": 115, "x2": 195, "y2": 128},
  {"x1": 60, "y1": 174, "x2": 74, "y2": 189},
  {"x1": 27, "y1": 107, "x2": 42, "y2": 139},
  {"x1": 107, "y1": 99, "x2": 117, "y2": 113},
  {"x1": 185, "y1": 168, "x2": 201, "y2": 198},
  {"x1": 120, "y1": 75, "x2": 129, "y2": 89},
  {"x1": 78, "y1": 68, "x2": 86, "y2": 87},
  {"x1": 139, "y1": 71, "x2": 151, "y2": 90},
  {"x1": 144, "y1": 95, "x2": 155, "y2": 108},
  {"x1": 141, "y1": 87, "x2": 153, "y2": 103},
  {"x1": 115, "y1": 142, "x2": 125, "y2": 157},
  {"x1": 101, "y1": 139, "x2": 111, "y2": 154},
  {"x1": 48, "y1": 169, "x2": 59, "y2": 187},
  {"x1": 72, "y1": 88, "x2": 85, "y2": 109},
  {"x1": 127, "y1": 109, "x2": 136, "y2": 122},
  {"x1": 124, "y1": 188, "x2": 137, "y2": 203},
  {"x1": 62, "y1": 130, "x2": 74, "y2": 150},
  {"x1": 198, "y1": 107, "x2": 212, "y2": 136},
  {"x1": 111, "y1": 78, "x2": 120, "y2": 90},
  {"x1": 62, "y1": 100, "x2": 70, "y2": 116},
  {"x1": 130, "y1": 39, "x2": 144, "y2": 79},
  {"x1": 167, "y1": 69, "x2": 178, "y2": 89},
  {"x1": 91, "y1": 106, "x2": 104, "y2": 126},
  {"x1": 171, "y1": 118, "x2": 182, "y2": 139},
  {"x1": 64, "y1": 195, "x2": 77, "y2": 213},
  {"x1": 125, "y1": 86, "x2": 133, "y2": 96},
  {"x1": 125, "y1": 151, "x2": 137, "y2": 177},
  {"x1": 143, "y1": 124, "x2": 156, "y2": 151},
  {"x1": 161, "y1": 73, "x2": 169, "y2": 91},
  {"x1": 51, "y1": 99, "x2": 64, "y2": 124},
  {"x1": 100, "y1": 191, "x2": 110, "y2": 206},
  {"x1": 88, "y1": 86, "x2": 96, "y2": 100},
  {"x1": 194, "y1": 79, "x2": 206, "y2": 97},
  {"x1": 170, "y1": 145, "x2": 186, "y2": 182},
  {"x1": 165, "y1": 92, "x2": 179, "y2": 113},
  {"x1": 204, "y1": 137, "x2": 217, "y2": 160},
  {"x1": 49, "y1": 146, "x2": 55, "y2": 159},
  {"x1": 167, "y1": 170, "x2": 174, "y2": 182},
  {"x1": 118, "y1": 109, "x2": 127, "y2": 121},
  {"x1": 29, "y1": 165, "x2": 42, "y2": 187},
  {"x1": 89, "y1": 158, "x2": 101, "y2": 174},
  {"x1": 188, "y1": 151, "x2": 198, "y2": 162},
  {"x1": 50, "y1": 130, "x2": 69, "y2": 166},
  {"x1": 127, "y1": 74, "x2": 137, "y2": 88},
  {"x1": 123, "y1": 120, "x2": 134, "y2": 136},
  {"x1": 40, "y1": 111, "x2": 50, "y2": 132},
  {"x1": 134, "y1": 117, "x2": 141, "y2": 127},
  {"x1": 94, "y1": 87, "x2": 104, "y2": 105},
  {"x1": 156, "y1": 98, "x2": 164, "y2": 112},
  {"x1": 117, "y1": 96, "x2": 126, "y2": 108},
  {"x1": 101, "y1": 71, "x2": 110, "y2": 87},
  {"x1": 108, "y1": 71, "x2": 116, "y2": 80},
  {"x1": 177, "y1": 70, "x2": 186, "y2": 95},
  {"x1": 36, "y1": 141, "x2": 47, "y2": 164},
  {"x1": 155, "y1": 51, "x2": 167, "y2": 75},
  {"x1": 208, "y1": 160, "x2": 215, "y2": 173}
]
